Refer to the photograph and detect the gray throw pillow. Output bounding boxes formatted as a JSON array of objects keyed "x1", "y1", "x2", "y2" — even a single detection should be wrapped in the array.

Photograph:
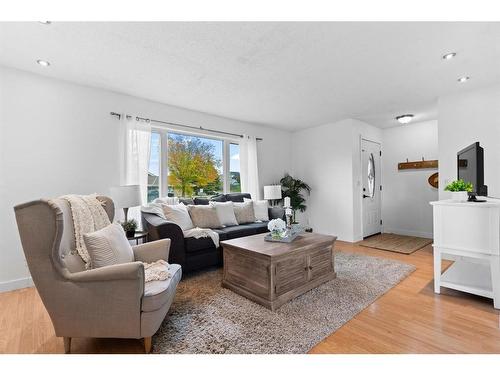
[
  {"x1": 233, "y1": 201, "x2": 255, "y2": 224},
  {"x1": 83, "y1": 223, "x2": 134, "y2": 269},
  {"x1": 188, "y1": 205, "x2": 223, "y2": 229}
]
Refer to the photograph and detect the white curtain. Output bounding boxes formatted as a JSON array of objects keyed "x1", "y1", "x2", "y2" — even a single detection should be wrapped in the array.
[
  {"x1": 120, "y1": 115, "x2": 151, "y2": 224},
  {"x1": 240, "y1": 135, "x2": 260, "y2": 200}
]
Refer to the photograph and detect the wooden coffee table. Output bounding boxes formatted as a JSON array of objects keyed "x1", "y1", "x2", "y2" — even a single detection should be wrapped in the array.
[{"x1": 221, "y1": 232, "x2": 337, "y2": 311}]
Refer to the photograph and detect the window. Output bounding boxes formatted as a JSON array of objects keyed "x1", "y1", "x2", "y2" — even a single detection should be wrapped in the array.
[
  {"x1": 148, "y1": 129, "x2": 238, "y2": 201},
  {"x1": 229, "y1": 143, "x2": 241, "y2": 192},
  {"x1": 147, "y1": 132, "x2": 161, "y2": 202}
]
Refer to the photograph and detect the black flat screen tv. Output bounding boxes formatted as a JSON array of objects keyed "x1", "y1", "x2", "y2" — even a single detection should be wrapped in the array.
[{"x1": 457, "y1": 142, "x2": 487, "y2": 196}]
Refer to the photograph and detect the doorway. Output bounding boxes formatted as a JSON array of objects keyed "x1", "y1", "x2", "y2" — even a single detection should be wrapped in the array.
[{"x1": 361, "y1": 139, "x2": 382, "y2": 238}]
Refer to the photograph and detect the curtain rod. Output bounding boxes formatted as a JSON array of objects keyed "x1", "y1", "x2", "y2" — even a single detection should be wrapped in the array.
[{"x1": 110, "y1": 112, "x2": 263, "y2": 141}]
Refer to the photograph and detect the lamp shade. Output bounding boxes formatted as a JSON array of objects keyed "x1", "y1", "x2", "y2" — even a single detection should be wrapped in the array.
[
  {"x1": 264, "y1": 185, "x2": 282, "y2": 200},
  {"x1": 109, "y1": 185, "x2": 142, "y2": 208}
]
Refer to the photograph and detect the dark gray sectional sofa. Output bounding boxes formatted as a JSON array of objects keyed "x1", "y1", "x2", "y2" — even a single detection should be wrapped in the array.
[{"x1": 141, "y1": 193, "x2": 285, "y2": 272}]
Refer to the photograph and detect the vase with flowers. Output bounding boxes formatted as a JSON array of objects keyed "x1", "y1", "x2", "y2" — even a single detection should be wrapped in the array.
[{"x1": 268, "y1": 218, "x2": 286, "y2": 240}]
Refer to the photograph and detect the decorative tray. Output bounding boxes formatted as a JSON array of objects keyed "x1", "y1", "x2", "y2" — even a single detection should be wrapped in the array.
[{"x1": 264, "y1": 228, "x2": 304, "y2": 243}]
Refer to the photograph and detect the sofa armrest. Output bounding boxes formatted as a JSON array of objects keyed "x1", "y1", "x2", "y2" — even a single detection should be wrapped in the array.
[
  {"x1": 67, "y1": 261, "x2": 144, "y2": 283},
  {"x1": 268, "y1": 206, "x2": 285, "y2": 220},
  {"x1": 141, "y1": 212, "x2": 186, "y2": 266},
  {"x1": 133, "y1": 239, "x2": 171, "y2": 263}
]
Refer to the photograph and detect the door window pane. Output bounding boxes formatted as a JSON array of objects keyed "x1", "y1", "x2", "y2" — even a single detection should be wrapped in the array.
[
  {"x1": 167, "y1": 132, "x2": 223, "y2": 198},
  {"x1": 147, "y1": 132, "x2": 161, "y2": 202},
  {"x1": 229, "y1": 143, "x2": 241, "y2": 193}
]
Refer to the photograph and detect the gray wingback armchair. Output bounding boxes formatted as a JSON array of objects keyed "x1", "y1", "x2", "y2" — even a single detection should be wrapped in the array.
[{"x1": 14, "y1": 196, "x2": 181, "y2": 353}]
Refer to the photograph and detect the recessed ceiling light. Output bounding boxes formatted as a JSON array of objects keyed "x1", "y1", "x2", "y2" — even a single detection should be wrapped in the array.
[
  {"x1": 458, "y1": 76, "x2": 470, "y2": 83},
  {"x1": 36, "y1": 59, "x2": 50, "y2": 67},
  {"x1": 395, "y1": 114, "x2": 414, "y2": 124},
  {"x1": 38, "y1": 21, "x2": 51, "y2": 24},
  {"x1": 442, "y1": 52, "x2": 457, "y2": 60}
]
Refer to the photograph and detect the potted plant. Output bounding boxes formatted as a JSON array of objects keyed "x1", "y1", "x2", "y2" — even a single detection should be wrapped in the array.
[
  {"x1": 280, "y1": 173, "x2": 311, "y2": 224},
  {"x1": 121, "y1": 219, "x2": 138, "y2": 237},
  {"x1": 444, "y1": 179, "x2": 473, "y2": 202}
]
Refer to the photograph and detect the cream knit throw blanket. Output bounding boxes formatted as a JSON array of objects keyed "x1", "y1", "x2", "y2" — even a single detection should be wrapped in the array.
[
  {"x1": 143, "y1": 260, "x2": 171, "y2": 282},
  {"x1": 63, "y1": 194, "x2": 171, "y2": 282},
  {"x1": 62, "y1": 194, "x2": 111, "y2": 269}
]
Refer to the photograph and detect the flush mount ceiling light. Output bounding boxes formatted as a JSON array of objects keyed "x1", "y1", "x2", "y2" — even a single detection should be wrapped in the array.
[
  {"x1": 458, "y1": 76, "x2": 470, "y2": 83},
  {"x1": 38, "y1": 21, "x2": 51, "y2": 24},
  {"x1": 442, "y1": 52, "x2": 457, "y2": 60},
  {"x1": 36, "y1": 59, "x2": 50, "y2": 67},
  {"x1": 395, "y1": 114, "x2": 414, "y2": 124}
]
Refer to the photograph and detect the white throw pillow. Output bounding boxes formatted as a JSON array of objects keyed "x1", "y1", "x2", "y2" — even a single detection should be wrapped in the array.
[
  {"x1": 83, "y1": 223, "x2": 134, "y2": 269},
  {"x1": 244, "y1": 198, "x2": 269, "y2": 221},
  {"x1": 154, "y1": 196, "x2": 179, "y2": 205},
  {"x1": 162, "y1": 203, "x2": 194, "y2": 230},
  {"x1": 141, "y1": 203, "x2": 167, "y2": 220},
  {"x1": 209, "y1": 201, "x2": 238, "y2": 227}
]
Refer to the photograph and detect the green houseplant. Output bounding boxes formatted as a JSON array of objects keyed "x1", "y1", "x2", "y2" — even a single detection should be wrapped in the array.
[
  {"x1": 280, "y1": 173, "x2": 311, "y2": 224},
  {"x1": 444, "y1": 179, "x2": 473, "y2": 202},
  {"x1": 121, "y1": 219, "x2": 138, "y2": 237}
]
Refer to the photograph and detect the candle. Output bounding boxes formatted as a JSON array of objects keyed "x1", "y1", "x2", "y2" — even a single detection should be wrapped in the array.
[{"x1": 284, "y1": 197, "x2": 291, "y2": 207}]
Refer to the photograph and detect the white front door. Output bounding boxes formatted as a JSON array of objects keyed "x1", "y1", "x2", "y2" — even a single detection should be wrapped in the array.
[{"x1": 362, "y1": 139, "x2": 382, "y2": 238}]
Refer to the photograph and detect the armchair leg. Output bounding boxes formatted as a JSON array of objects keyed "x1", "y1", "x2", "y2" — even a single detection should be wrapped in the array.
[
  {"x1": 63, "y1": 337, "x2": 71, "y2": 354},
  {"x1": 144, "y1": 337, "x2": 152, "y2": 353}
]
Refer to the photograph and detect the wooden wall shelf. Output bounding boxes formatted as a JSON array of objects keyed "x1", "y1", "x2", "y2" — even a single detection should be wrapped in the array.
[{"x1": 398, "y1": 159, "x2": 438, "y2": 170}]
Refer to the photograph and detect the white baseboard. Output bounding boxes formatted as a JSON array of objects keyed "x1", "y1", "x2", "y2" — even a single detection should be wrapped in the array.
[
  {"x1": 383, "y1": 228, "x2": 433, "y2": 239},
  {"x1": 0, "y1": 277, "x2": 33, "y2": 293}
]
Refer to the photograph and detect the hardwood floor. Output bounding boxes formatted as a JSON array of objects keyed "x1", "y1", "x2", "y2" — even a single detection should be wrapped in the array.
[{"x1": 1, "y1": 240, "x2": 500, "y2": 354}]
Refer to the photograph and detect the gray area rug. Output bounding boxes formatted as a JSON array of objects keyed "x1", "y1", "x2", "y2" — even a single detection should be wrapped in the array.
[{"x1": 153, "y1": 251, "x2": 415, "y2": 354}]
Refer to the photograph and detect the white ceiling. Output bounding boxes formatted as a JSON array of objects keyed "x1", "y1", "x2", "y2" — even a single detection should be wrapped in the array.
[{"x1": 1, "y1": 22, "x2": 499, "y2": 130}]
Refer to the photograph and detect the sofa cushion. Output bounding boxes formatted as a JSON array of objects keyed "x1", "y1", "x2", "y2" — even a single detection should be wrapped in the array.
[
  {"x1": 244, "y1": 198, "x2": 269, "y2": 221},
  {"x1": 225, "y1": 193, "x2": 251, "y2": 202},
  {"x1": 212, "y1": 229, "x2": 228, "y2": 241},
  {"x1": 209, "y1": 201, "x2": 238, "y2": 227},
  {"x1": 142, "y1": 263, "x2": 182, "y2": 312},
  {"x1": 162, "y1": 203, "x2": 194, "y2": 231},
  {"x1": 244, "y1": 221, "x2": 270, "y2": 234},
  {"x1": 83, "y1": 223, "x2": 134, "y2": 269},
  {"x1": 179, "y1": 198, "x2": 194, "y2": 205},
  {"x1": 184, "y1": 236, "x2": 217, "y2": 253},
  {"x1": 233, "y1": 201, "x2": 255, "y2": 224},
  {"x1": 193, "y1": 197, "x2": 210, "y2": 205},
  {"x1": 210, "y1": 194, "x2": 227, "y2": 202},
  {"x1": 219, "y1": 225, "x2": 257, "y2": 239},
  {"x1": 269, "y1": 206, "x2": 286, "y2": 220},
  {"x1": 188, "y1": 205, "x2": 222, "y2": 229}
]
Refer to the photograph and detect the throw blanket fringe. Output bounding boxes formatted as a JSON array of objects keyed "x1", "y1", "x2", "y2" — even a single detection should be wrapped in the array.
[
  {"x1": 183, "y1": 227, "x2": 220, "y2": 248},
  {"x1": 62, "y1": 194, "x2": 111, "y2": 268},
  {"x1": 143, "y1": 259, "x2": 171, "y2": 282}
]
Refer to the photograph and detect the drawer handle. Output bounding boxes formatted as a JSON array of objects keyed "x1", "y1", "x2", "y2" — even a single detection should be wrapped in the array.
[{"x1": 309, "y1": 266, "x2": 313, "y2": 270}]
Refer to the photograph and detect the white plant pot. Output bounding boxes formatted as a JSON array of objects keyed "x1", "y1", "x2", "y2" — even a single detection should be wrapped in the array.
[{"x1": 451, "y1": 191, "x2": 469, "y2": 202}]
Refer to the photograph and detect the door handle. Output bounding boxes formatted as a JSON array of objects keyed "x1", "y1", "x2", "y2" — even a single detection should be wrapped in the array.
[{"x1": 363, "y1": 194, "x2": 370, "y2": 198}]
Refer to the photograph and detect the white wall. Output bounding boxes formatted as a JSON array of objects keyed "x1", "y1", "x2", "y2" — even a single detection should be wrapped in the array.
[
  {"x1": 0, "y1": 66, "x2": 292, "y2": 291},
  {"x1": 291, "y1": 119, "x2": 380, "y2": 242},
  {"x1": 438, "y1": 85, "x2": 500, "y2": 200},
  {"x1": 381, "y1": 120, "x2": 438, "y2": 238}
]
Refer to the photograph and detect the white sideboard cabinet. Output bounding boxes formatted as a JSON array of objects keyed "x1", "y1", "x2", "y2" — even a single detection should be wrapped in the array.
[{"x1": 430, "y1": 199, "x2": 500, "y2": 309}]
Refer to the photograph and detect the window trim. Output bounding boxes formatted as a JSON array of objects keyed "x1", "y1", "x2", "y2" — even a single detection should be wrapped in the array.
[{"x1": 149, "y1": 126, "x2": 240, "y2": 199}]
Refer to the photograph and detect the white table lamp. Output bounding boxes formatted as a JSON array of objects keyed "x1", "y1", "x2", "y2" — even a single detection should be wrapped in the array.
[
  {"x1": 264, "y1": 185, "x2": 282, "y2": 206},
  {"x1": 109, "y1": 185, "x2": 142, "y2": 222}
]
